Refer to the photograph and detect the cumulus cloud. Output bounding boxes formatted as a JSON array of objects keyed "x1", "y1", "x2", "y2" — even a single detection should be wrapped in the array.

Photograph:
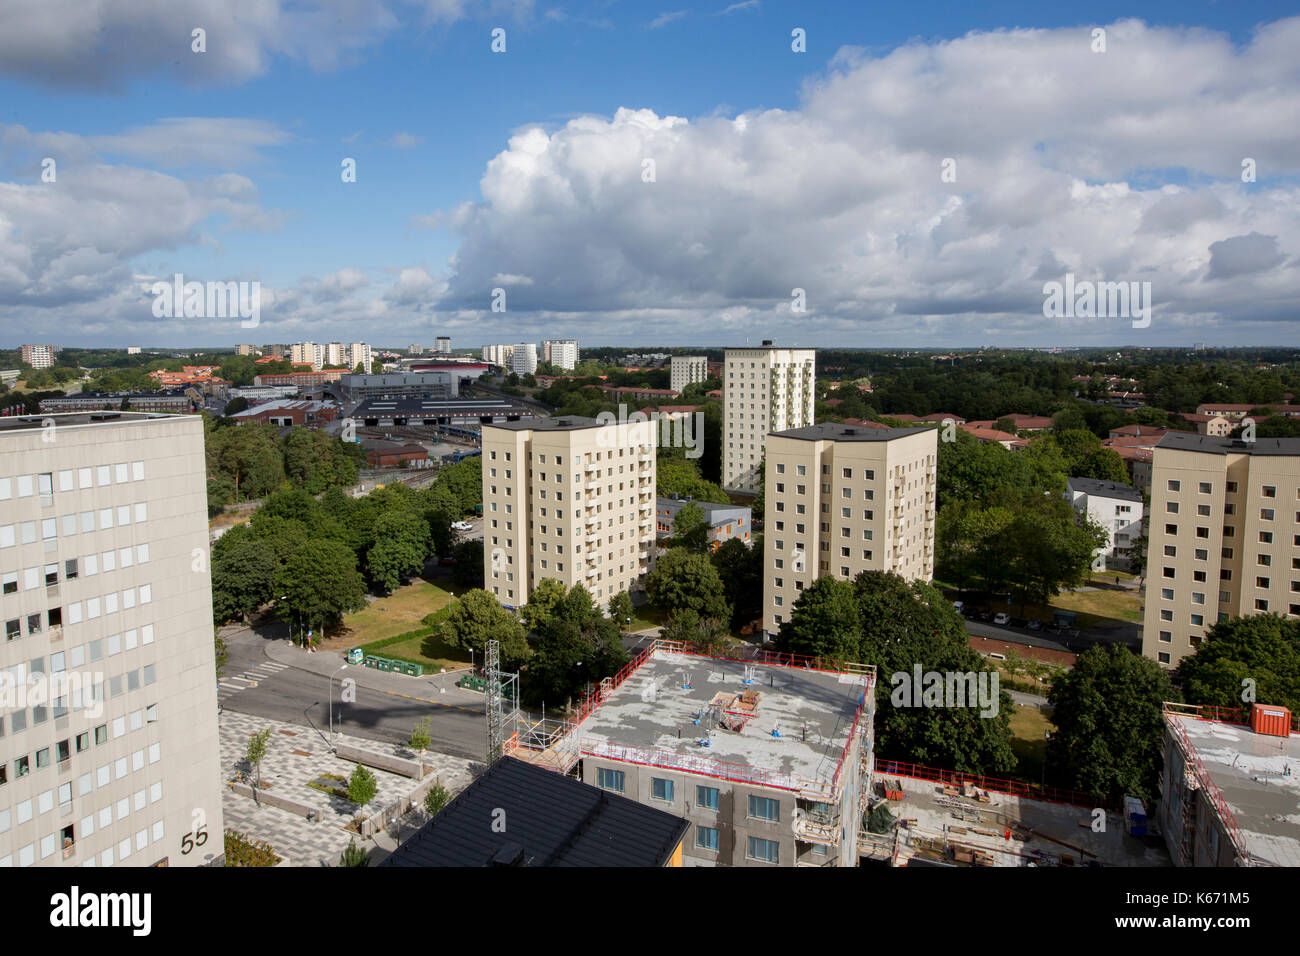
[{"x1": 420, "y1": 18, "x2": 1300, "y2": 343}]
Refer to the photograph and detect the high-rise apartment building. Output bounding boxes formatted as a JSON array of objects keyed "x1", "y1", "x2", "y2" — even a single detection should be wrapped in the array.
[
  {"x1": 20, "y1": 346, "x2": 55, "y2": 370},
  {"x1": 762, "y1": 423, "x2": 937, "y2": 636},
  {"x1": 723, "y1": 343, "x2": 815, "y2": 494},
  {"x1": 542, "y1": 340, "x2": 579, "y2": 371},
  {"x1": 0, "y1": 412, "x2": 224, "y2": 867},
  {"x1": 435, "y1": 337, "x2": 452, "y2": 355},
  {"x1": 1141, "y1": 433, "x2": 1300, "y2": 668},
  {"x1": 289, "y1": 342, "x2": 322, "y2": 371},
  {"x1": 481, "y1": 344, "x2": 514, "y2": 367},
  {"x1": 670, "y1": 356, "x2": 708, "y2": 394},
  {"x1": 347, "y1": 343, "x2": 372, "y2": 371},
  {"x1": 480, "y1": 417, "x2": 657, "y2": 609},
  {"x1": 509, "y1": 344, "x2": 538, "y2": 376},
  {"x1": 234, "y1": 344, "x2": 257, "y2": 356}
]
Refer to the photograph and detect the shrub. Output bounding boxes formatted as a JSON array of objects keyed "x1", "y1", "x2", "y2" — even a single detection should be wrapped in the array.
[
  {"x1": 339, "y1": 838, "x2": 369, "y2": 867},
  {"x1": 424, "y1": 781, "x2": 450, "y2": 818},
  {"x1": 224, "y1": 829, "x2": 281, "y2": 867}
]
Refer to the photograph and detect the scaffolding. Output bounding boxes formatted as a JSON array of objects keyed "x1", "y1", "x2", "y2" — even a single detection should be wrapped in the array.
[{"x1": 484, "y1": 639, "x2": 519, "y2": 763}]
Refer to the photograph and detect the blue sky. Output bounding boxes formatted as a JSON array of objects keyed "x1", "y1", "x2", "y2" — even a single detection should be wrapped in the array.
[{"x1": 1, "y1": 1, "x2": 1298, "y2": 348}]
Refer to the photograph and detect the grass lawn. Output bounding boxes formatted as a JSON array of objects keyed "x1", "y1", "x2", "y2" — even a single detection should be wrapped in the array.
[
  {"x1": 335, "y1": 579, "x2": 463, "y2": 645},
  {"x1": 369, "y1": 631, "x2": 470, "y2": 673},
  {"x1": 979, "y1": 587, "x2": 1142, "y2": 628},
  {"x1": 628, "y1": 605, "x2": 668, "y2": 633},
  {"x1": 1008, "y1": 702, "x2": 1057, "y2": 784}
]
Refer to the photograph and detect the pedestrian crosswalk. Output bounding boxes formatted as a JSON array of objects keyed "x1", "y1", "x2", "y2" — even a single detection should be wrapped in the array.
[{"x1": 218, "y1": 660, "x2": 289, "y2": 703}]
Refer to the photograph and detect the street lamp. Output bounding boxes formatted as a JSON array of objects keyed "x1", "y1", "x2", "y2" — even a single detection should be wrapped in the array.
[
  {"x1": 329, "y1": 664, "x2": 348, "y2": 742},
  {"x1": 1041, "y1": 731, "x2": 1051, "y2": 788}
]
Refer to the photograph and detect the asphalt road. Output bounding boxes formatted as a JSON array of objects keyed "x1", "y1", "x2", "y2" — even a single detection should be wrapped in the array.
[
  {"x1": 220, "y1": 620, "x2": 486, "y2": 761},
  {"x1": 963, "y1": 617, "x2": 1140, "y2": 654}
]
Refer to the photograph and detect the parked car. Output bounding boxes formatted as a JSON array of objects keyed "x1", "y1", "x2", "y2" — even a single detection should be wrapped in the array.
[
  {"x1": 1027, "y1": 618, "x2": 1043, "y2": 631},
  {"x1": 439, "y1": 556, "x2": 457, "y2": 566},
  {"x1": 975, "y1": 609, "x2": 993, "y2": 622},
  {"x1": 451, "y1": 521, "x2": 473, "y2": 531},
  {"x1": 952, "y1": 601, "x2": 964, "y2": 614},
  {"x1": 993, "y1": 612, "x2": 1011, "y2": 626},
  {"x1": 1010, "y1": 617, "x2": 1028, "y2": 629}
]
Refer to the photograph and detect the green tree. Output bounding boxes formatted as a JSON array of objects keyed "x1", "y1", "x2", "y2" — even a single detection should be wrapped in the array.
[
  {"x1": 441, "y1": 590, "x2": 532, "y2": 668},
  {"x1": 347, "y1": 764, "x2": 378, "y2": 809},
  {"x1": 672, "y1": 501, "x2": 711, "y2": 553},
  {"x1": 524, "y1": 585, "x2": 627, "y2": 707},
  {"x1": 520, "y1": 578, "x2": 568, "y2": 633},
  {"x1": 1047, "y1": 644, "x2": 1177, "y2": 802},
  {"x1": 339, "y1": 838, "x2": 369, "y2": 867},
  {"x1": 211, "y1": 534, "x2": 277, "y2": 623},
  {"x1": 776, "y1": 577, "x2": 862, "y2": 660},
  {"x1": 223, "y1": 396, "x2": 250, "y2": 416},
  {"x1": 711, "y1": 536, "x2": 763, "y2": 628},
  {"x1": 366, "y1": 510, "x2": 431, "y2": 594},
  {"x1": 245, "y1": 728, "x2": 272, "y2": 793},
  {"x1": 645, "y1": 547, "x2": 731, "y2": 621},
  {"x1": 451, "y1": 538, "x2": 485, "y2": 588},
  {"x1": 661, "y1": 608, "x2": 730, "y2": 653},
  {"x1": 1178, "y1": 615, "x2": 1300, "y2": 715},
  {"x1": 409, "y1": 717, "x2": 432, "y2": 751},
  {"x1": 607, "y1": 589, "x2": 635, "y2": 632},
  {"x1": 424, "y1": 782, "x2": 450, "y2": 817},
  {"x1": 274, "y1": 539, "x2": 367, "y2": 634}
]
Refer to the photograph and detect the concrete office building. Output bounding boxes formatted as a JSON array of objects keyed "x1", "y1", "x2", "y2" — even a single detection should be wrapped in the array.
[
  {"x1": 0, "y1": 413, "x2": 224, "y2": 867},
  {"x1": 1066, "y1": 477, "x2": 1144, "y2": 571},
  {"x1": 481, "y1": 417, "x2": 657, "y2": 609},
  {"x1": 542, "y1": 340, "x2": 579, "y2": 371},
  {"x1": 723, "y1": 343, "x2": 815, "y2": 494},
  {"x1": 1141, "y1": 433, "x2": 1300, "y2": 668},
  {"x1": 763, "y1": 423, "x2": 937, "y2": 636},
  {"x1": 20, "y1": 346, "x2": 56, "y2": 370},
  {"x1": 670, "y1": 356, "x2": 708, "y2": 395}
]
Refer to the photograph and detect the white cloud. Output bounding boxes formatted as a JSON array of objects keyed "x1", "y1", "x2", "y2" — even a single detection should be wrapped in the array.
[
  {"x1": 422, "y1": 18, "x2": 1300, "y2": 344},
  {"x1": 648, "y1": 11, "x2": 687, "y2": 29},
  {"x1": 389, "y1": 132, "x2": 425, "y2": 149}
]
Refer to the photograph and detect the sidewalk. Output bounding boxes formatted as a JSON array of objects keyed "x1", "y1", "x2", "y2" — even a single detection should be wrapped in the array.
[{"x1": 264, "y1": 638, "x2": 486, "y2": 709}]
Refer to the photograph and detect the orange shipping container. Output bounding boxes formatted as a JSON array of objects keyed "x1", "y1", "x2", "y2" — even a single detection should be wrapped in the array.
[{"x1": 1250, "y1": 703, "x2": 1292, "y2": 738}]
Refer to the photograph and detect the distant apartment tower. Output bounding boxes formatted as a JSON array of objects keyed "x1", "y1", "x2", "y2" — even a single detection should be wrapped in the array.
[
  {"x1": 542, "y1": 340, "x2": 579, "y2": 371},
  {"x1": 1141, "y1": 433, "x2": 1300, "y2": 668},
  {"x1": 670, "y1": 356, "x2": 708, "y2": 394},
  {"x1": 234, "y1": 344, "x2": 256, "y2": 357},
  {"x1": 481, "y1": 344, "x2": 514, "y2": 368},
  {"x1": 723, "y1": 343, "x2": 815, "y2": 493},
  {"x1": 509, "y1": 344, "x2": 538, "y2": 376},
  {"x1": 322, "y1": 342, "x2": 348, "y2": 368},
  {"x1": 435, "y1": 337, "x2": 452, "y2": 355},
  {"x1": 763, "y1": 423, "x2": 937, "y2": 636},
  {"x1": 1066, "y1": 477, "x2": 1144, "y2": 571},
  {"x1": 20, "y1": 345, "x2": 55, "y2": 370},
  {"x1": 289, "y1": 342, "x2": 321, "y2": 371},
  {"x1": 409, "y1": 344, "x2": 424, "y2": 356},
  {"x1": 126, "y1": 348, "x2": 142, "y2": 356},
  {"x1": 480, "y1": 417, "x2": 657, "y2": 608},
  {"x1": 347, "y1": 343, "x2": 372, "y2": 371},
  {"x1": 0, "y1": 413, "x2": 224, "y2": 867}
]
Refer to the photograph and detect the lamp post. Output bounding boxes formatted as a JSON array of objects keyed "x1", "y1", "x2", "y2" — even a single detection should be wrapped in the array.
[{"x1": 329, "y1": 664, "x2": 348, "y2": 742}]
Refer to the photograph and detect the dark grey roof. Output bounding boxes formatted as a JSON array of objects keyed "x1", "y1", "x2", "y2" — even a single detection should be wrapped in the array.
[
  {"x1": 484, "y1": 415, "x2": 605, "y2": 432},
  {"x1": 1067, "y1": 476, "x2": 1143, "y2": 502},
  {"x1": 379, "y1": 757, "x2": 688, "y2": 867},
  {"x1": 1156, "y1": 432, "x2": 1300, "y2": 456},
  {"x1": 771, "y1": 422, "x2": 931, "y2": 442},
  {"x1": 353, "y1": 397, "x2": 529, "y2": 415}
]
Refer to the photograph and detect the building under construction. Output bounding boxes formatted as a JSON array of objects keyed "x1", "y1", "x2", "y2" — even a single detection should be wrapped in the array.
[
  {"x1": 1159, "y1": 702, "x2": 1299, "y2": 867},
  {"x1": 503, "y1": 639, "x2": 875, "y2": 867}
]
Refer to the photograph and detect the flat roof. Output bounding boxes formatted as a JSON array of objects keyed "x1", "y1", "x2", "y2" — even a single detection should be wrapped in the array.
[
  {"x1": 1066, "y1": 476, "x2": 1143, "y2": 502},
  {"x1": 0, "y1": 411, "x2": 179, "y2": 433},
  {"x1": 1168, "y1": 714, "x2": 1300, "y2": 867},
  {"x1": 380, "y1": 756, "x2": 688, "y2": 867},
  {"x1": 484, "y1": 415, "x2": 604, "y2": 432},
  {"x1": 771, "y1": 422, "x2": 932, "y2": 442},
  {"x1": 354, "y1": 397, "x2": 530, "y2": 414},
  {"x1": 577, "y1": 648, "x2": 869, "y2": 787},
  {"x1": 1157, "y1": 433, "x2": 1300, "y2": 456},
  {"x1": 656, "y1": 497, "x2": 748, "y2": 516}
]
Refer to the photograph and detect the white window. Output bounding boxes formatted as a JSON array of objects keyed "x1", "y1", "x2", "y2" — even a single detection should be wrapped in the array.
[
  {"x1": 115, "y1": 464, "x2": 129, "y2": 484},
  {"x1": 58, "y1": 470, "x2": 74, "y2": 492},
  {"x1": 132, "y1": 461, "x2": 144, "y2": 481},
  {"x1": 96, "y1": 466, "x2": 110, "y2": 487},
  {"x1": 134, "y1": 502, "x2": 147, "y2": 523}
]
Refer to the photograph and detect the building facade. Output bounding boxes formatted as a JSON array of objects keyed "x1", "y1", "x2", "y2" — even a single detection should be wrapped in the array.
[
  {"x1": 542, "y1": 340, "x2": 579, "y2": 371},
  {"x1": 508, "y1": 344, "x2": 538, "y2": 377},
  {"x1": 655, "y1": 496, "x2": 751, "y2": 549},
  {"x1": 434, "y1": 337, "x2": 452, "y2": 355},
  {"x1": 481, "y1": 417, "x2": 656, "y2": 608},
  {"x1": 670, "y1": 356, "x2": 708, "y2": 395},
  {"x1": 1141, "y1": 433, "x2": 1300, "y2": 668},
  {"x1": 1066, "y1": 477, "x2": 1144, "y2": 571},
  {"x1": 0, "y1": 413, "x2": 224, "y2": 867},
  {"x1": 723, "y1": 344, "x2": 815, "y2": 494},
  {"x1": 763, "y1": 423, "x2": 937, "y2": 636},
  {"x1": 481, "y1": 344, "x2": 514, "y2": 368},
  {"x1": 19, "y1": 346, "x2": 55, "y2": 370}
]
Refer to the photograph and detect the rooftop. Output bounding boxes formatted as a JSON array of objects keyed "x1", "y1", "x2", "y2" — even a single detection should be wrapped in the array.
[
  {"x1": 0, "y1": 411, "x2": 179, "y2": 434},
  {"x1": 576, "y1": 647, "x2": 870, "y2": 788},
  {"x1": 379, "y1": 756, "x2": 688, "y2": 867},
  {"x1": 354, "y1": 397, "x2": 532, "y2": 415},
  {"x1": 1066, "y1": 476, "x2": 1143, "y2": 502},
  {"x1": 1157, "y1": 433, "x2": 1300, "y2": 456},
  {"x1": 1167, "y1": 713, "x2": 1300, "y2": 867},
  {"x1": 484, "y1": 415, "x2": 605, "y2": 432},
  {"x1": 771, "y1": 422, "x2": 930, "y2": 443}
]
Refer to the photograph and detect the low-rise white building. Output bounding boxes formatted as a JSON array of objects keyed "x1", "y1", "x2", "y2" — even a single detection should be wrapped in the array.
[{"x1": 1066, "y1": 476, "x2": 1144, "y2": 571}]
